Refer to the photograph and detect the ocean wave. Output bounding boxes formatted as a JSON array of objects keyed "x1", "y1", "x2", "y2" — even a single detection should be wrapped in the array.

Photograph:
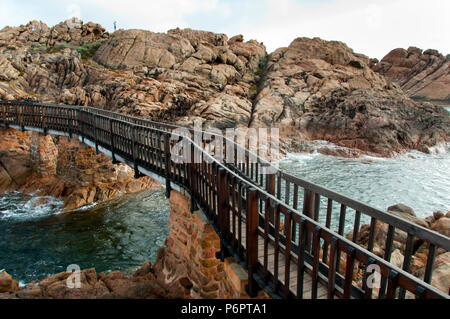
[{"x1": 0, "y1": 193, "x2": 64, "y2": 221}]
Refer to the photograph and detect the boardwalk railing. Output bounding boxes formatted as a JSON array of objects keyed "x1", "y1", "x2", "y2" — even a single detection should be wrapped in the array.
[{"x1": 1, "y1": 100, "x2": 449, "y2": 299}]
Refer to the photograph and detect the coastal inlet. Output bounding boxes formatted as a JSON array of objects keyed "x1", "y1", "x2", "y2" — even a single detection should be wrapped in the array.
[{"x1": 0, "y1": 189, "x2": 170, "y2": 285}]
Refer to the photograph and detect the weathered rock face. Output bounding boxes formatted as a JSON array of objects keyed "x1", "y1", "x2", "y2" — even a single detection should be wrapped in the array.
[
  {"x1": 92, "y1": 28, "x2": 266, "y2": 128},
  {"x1": 0, "y1": 19, "x2": 108, "y2": 47},
  {"x1": 0, "y1": 20, "x2": 449, "y2": 158},
  {"x1": 250, "y1": 37, "x2": 450, "y2": 157},
  {"x1": 0, "y1": 264, "x2": 169, "y2": 299},
  {"x1": 0, "y1": 272, "x2": 19, "y2": 293},
  {"x1": 372, "y1": 47, "x2": 450, "y2": 104},
  {"x1": 0, "y1": 128, "x2": 158, "y2": 211}
]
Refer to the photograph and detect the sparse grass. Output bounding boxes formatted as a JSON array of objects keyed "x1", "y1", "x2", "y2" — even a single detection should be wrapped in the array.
[
  {"x1": 77, "y1": 41, "x2": 104, "y2": 60},
  {"x1": 46, "y1": 46, "x2": 61, "y2": 54},
  {"x1": 249, "y1": 85, "x2": 258, "y2": 98},
  {"x1": 44, "y1": 40, "x2": 104, "y2": 60},
  {"x1": 249, "y1": 54, "x2": 269, "y2": 77},
  {"x1": 28, "y1": 44, "x2": 46, "y2": 54}
]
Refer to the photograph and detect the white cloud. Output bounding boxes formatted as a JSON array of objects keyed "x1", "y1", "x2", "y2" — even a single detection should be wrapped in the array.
[
  {"x1": 75, "y1": 0, "x2": 220, "y2": 32},
  {"x1": 0, "y1": 0, "x2": 448, "y2": 59},
  {"x1": 238, "y1": 0, "x2": 450, "y2": 59}
]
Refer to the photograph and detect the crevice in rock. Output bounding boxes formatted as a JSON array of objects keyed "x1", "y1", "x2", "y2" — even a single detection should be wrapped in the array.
[{"x1": 247, "y1": 53, "x2": 269, "y2": 128}]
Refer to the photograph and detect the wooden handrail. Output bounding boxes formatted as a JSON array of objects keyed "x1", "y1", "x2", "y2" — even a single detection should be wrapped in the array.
[{"x1": 0, "y1": 100, "x2": 448, "y2": 299}]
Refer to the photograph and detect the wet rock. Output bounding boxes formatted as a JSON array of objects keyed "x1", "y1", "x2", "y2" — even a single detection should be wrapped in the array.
[
  {"x1": 0, "y1": 272, "x2": 19, "y2": 293},
  {"x1": 250, "y1": 37, "x2": 450, "y2": 157},
  {"x1": 0, "y1": 128, "x2": 159, "y2": 211}
]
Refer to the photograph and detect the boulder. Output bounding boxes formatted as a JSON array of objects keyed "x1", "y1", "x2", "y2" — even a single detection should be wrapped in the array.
[
  {"x1": 431, "y1": 217, "x2": 450, "y2": 238},
  {"x1": 0, "y1": 272, "x2": 19, "y2": 293},
  {"x1": 250, "y1": 37, "x2": 450, "y2": 157},
  {"x1": 372, "y1": 47, "x2": 450, "y2": 104}
]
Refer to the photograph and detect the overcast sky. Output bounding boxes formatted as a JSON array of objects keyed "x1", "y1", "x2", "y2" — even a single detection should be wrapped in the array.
[{"x1": 1, "y1": 0, "x2": 448, "y2": 60}]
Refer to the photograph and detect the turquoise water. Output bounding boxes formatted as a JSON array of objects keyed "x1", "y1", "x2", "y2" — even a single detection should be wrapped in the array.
[
  {"x1": 280, "y1": 147, "x2": 450, "y2": 219},
  {"x1": 278, "y1": 106, "x2": 450, "y2": 219},
  {"x1": 0, "y1": 189, "x2": 170, "y2": 285}
]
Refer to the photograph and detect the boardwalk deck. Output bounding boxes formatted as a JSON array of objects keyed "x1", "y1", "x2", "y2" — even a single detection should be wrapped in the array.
[{"x1": 233, "y1": 218, "x2": 330, "y2": 299}]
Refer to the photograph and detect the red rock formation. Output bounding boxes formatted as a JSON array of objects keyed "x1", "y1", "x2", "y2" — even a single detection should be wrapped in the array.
[
  {"x1": 250, "y1": 37, "x2": 450, "y2": 157},
  {"x1": 0, "y1": 128, "x2": 159, "y2": 211},
  {"x1": 372, "y1": 47, "x2": 450, "y2": 104},
  {"x1": 0, "y1": 20, "x2": 449, "y2": 159}
]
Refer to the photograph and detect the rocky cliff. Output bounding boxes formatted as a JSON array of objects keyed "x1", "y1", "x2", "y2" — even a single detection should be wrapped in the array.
[
  {"x1": 250, "y1": 38, "x2": 450, "y2": 157},
  {"x1": 0, "y1": 19, "x2": 449, "y2": 159},
  {"x1": 371, "y1": 47, "x2": 450, "y2": 104},
  {"x1": 0, "y1": 128, "x2": 158, "y2": 211}
]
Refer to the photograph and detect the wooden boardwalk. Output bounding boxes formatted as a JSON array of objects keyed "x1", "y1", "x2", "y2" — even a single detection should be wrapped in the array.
[
  {"x1": 1, "y1": 100, "x2": 448, "y2": 300},
  {"x1": 236, "y1": 219, "x2": 330, "y2": 299}
]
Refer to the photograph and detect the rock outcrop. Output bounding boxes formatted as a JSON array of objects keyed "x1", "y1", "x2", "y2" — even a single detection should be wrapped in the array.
[
  {"x1": 250, "y1": 37, "x2": 450, "y2": 157},
  {"x1": 372, "y1": 47, "x2": 450, "y2": 104},
  {"x1": 0, "y1": 128, "x2": 158, "y2": 211},
  {"x1": 0, "y1": 19, "x2": 449, "y2": 160},
  {"x1": 0, "y1": 19, "x2": 108, "y2": 47},
  {"x1": 0, "y1": 272, "x2": 19, "y2": 293}
]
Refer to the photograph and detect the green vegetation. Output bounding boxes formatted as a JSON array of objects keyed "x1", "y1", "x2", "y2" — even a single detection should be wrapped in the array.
[
  {"x1": 76, "y1": 41, "x2": 104, "y2": 60},
  {"x1": 6, "y1": 46, "x2": 16, "y2": 50},
  {"x1": 19, "y1": 71, "x2": 25, "y2": 77},
  {"x1": 249, "y1": 54, "x2": 269, "y2": 77},
  {"x1": 46, "y1": 46, "x2": 61, "y2": 54},
  {"x1": 41, "y1": 40, "x2": 105, "y2": 60},
  {"x1": 249, "y1": 85, "x2": 258, "y2": 98}
]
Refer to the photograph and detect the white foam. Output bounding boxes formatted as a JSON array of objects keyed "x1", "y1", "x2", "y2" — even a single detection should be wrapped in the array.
[{"x1": 0, "y1": 193, "x2": 64, "y2": 221}]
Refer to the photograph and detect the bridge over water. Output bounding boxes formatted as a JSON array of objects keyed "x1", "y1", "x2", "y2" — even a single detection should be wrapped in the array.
[{"x1": 0, "y1": 100, "x2": 449, "y2": 299}]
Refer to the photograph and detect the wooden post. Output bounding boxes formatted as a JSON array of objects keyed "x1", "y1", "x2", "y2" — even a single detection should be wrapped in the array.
[
  {"x1": 109, "y1": 118, "x2": 118, "y2": 164},
  {"x1": 131, "y1": 124, "x2": 139, "y2": 178},
  {"x1": 20, "y1": 104, "x2": 25, "y2": 132},
  {"x1": 266, "y1": 173, "x2": 275, "y2": 224},
  {"x1": 303, "y1": 190, "x2": 315, "y2": 252},
  {"x1": 217, "y1": 167, "x2": 230, "y2": 260},
  {"x1": 94, "y1": 115, "x2": 99, "y2": 154},
  {"x1": 42, "y1": 106, "x2": 48, "y2": 135},
  {"x1": 1, "y1": 103, "x2": 7, "y2": 128},
  {"x1": 245, "y1": 187, "x2": 260, "y2": 297},
  {"x1": 189, "y1": 143, "x2": 198, "y2": 212},
  {"x1": 164, "y1": 133, "x2": 172, "y2": 198}
]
